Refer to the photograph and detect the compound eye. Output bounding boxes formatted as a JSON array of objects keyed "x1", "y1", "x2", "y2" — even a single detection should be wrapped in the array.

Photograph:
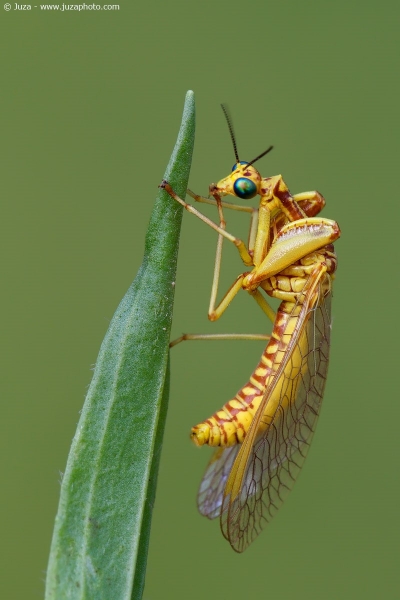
[
  {"x1": 233, "y1": 177, "x2": 257, "y2": 199},
  {"x1": 231, "y1": 161, "x2": 249, "y2": 172}
]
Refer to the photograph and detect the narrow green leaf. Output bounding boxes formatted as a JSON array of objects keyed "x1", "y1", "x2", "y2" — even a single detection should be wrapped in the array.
[{"x1": 45, "y1": 91, "x2": 195, "y2": 600}]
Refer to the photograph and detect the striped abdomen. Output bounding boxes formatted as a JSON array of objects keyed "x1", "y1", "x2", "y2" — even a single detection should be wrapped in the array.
[{"x1": 191, "y1": 300, "x2": 303, "y2": 447}]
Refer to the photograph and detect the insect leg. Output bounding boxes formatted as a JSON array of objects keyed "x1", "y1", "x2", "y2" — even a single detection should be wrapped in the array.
[
  {"x1": 170, "y1": 333, "x2": 271, "y2": 348},
  {"x1": 248, "y1": 289, "x2": 276, "y2": 323},
  {"x1": 208, "y1": 273, "x2": 246, "y2": 321},
  {"x1": 292, "y1": 191, "x2": 325, "y2": 217},
  {"x1": 244, "y1": 217, "x2": 340, "y2": 290},
  {"x1": 162, "y1": 182, "x2": 271, "y2": 323},
  {"x1": 160, "y1": 180, "x2": 253, "y2": 266},
  {"x1": 188, "y1": 189, "x2": 260, "y2": 253},
  {"x1": 187, "y1": 189, "x2": 254, "y2": 214}
]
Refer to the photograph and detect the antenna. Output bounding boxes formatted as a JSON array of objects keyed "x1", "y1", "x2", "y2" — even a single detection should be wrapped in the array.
[
  {"x1": 246, "y1": 145, "x2": 274, "y2": 166},
  {"x1": 221, "y1": 104, "x2": 240, "y2": 163},
  {"x1": 221, "y1": 104, "x2": 274, "y2": 167}
]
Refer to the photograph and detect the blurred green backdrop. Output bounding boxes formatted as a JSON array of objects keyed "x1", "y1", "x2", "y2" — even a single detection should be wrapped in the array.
[{"x1": 1, "y1": 1, "x2": 398, "y2": 598}]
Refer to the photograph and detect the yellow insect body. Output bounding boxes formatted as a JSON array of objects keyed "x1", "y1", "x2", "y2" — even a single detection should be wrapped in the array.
[
  {"x1": 161, "y1": 105, "x2": 340, "y2": 552},
  {"x1": 191, "y1": 248, "x2": 336, "y2": 451}
]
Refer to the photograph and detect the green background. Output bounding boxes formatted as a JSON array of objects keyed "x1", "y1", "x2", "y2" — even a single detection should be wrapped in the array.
[{"x1": 1, "y1": 1, "x2": 398, "y2": 598}]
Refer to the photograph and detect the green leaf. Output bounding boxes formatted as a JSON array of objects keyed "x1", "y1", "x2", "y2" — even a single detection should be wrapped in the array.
[{"x1": 45, "y1": 91, "x2": 195, "y2": 600}]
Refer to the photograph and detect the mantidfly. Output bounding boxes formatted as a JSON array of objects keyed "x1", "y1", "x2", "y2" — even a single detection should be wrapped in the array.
[{"x1": 160, "y1": 105, "x2": 340, "y2": 553}]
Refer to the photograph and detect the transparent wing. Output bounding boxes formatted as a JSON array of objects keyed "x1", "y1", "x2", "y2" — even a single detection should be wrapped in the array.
[
  {"x1": 221, "y1": 271, "x2": 332, "y2": 552},
  {"x1": 198, "y1": 445, "x2": 240, "y2": 519}
]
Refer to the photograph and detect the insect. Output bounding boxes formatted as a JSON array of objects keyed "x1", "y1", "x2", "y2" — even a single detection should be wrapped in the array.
[{"x1": 160, "y1": 105, "x2": 340, "y2": 552}]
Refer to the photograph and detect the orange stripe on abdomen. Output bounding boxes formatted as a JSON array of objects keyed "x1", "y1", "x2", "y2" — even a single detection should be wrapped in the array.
[{"x1": 190, "y1": 302, "x2": 295, "y2": 447}]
